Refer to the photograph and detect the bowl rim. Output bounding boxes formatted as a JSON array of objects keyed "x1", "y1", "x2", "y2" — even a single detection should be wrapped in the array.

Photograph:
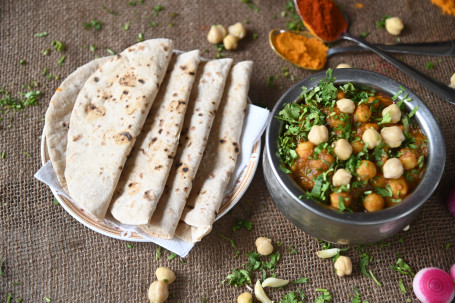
[{"x1": 265, "y1": 68, "x2": 446, "y2": 226}]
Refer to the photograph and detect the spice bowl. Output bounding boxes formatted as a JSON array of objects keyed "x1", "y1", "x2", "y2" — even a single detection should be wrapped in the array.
[{"x1": 263, "y1": 69, "x2": 445, "y2": 245}]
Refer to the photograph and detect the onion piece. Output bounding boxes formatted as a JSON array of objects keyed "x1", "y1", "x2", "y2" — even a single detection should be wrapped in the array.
[
  {"x1": 316, "y1": 248, "x2": 340, "y2": 259},
  {"x1": 450, "y1": 264, "x2": 455, "y2": 281},
  {"x1": 413, "y1": 267, "x2": 455, "y2": 303},
  {"x1": 448, "y1": 188, "x2": 455, "y2": 217}
]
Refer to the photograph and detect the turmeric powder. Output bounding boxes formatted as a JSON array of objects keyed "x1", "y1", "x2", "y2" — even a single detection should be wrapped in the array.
[
  {"x1": 431, "y1": 0, "x2": 455, "y2": 15},
  {"x1": 274, "y1": 32, "x2": 328, "y2": 70}
]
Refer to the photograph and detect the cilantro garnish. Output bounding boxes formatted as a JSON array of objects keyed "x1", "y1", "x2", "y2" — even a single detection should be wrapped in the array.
[
  {"x1": 83, "y1": 19, "x2": 104, "y2": 31},
  {"x1": 283, "y1": 0, "x2": 305, "y2": 31},
  {"x1": 425, "y1": 61, "x2": 434, "y2": 71},
  {"x1": 291, "y1": 277, "x2": 309, "y2": 284},
  {"x1": 137, "y1": 33, "x2": 144, "y2": 42},
  {"x1": 398, "y1": 278, "x2": 406, "y2": 293},
  {"x1": 152, "y1": 5, "x2": 164, "y2": 16},
  {"x1": 390, "y1": 256, "x2": 415, "y2": 276},
  {"x1": 155, "y1": 246, "x2": 162, "y2": 260},
  {"x1": 34, "y1": 32, "x2": 48, "y2": 37},
  {"x1": 167, "y1": 252, "x2": 177, "y2": 260},
  {"x1": 279, "y1": 290, "x2": 306, "y2": 303},
  {"x1": 127, "y1": 243, "x2": 135, "y2": 249},
  {"x1": 57, "y1": 55, "x2": 66, "y2": 66},
  {"x1": 102, "y1": 5, "x2": 119, "y2": 15},
  {"x1": 51, "y1": 40, "x2": 66, "y2": 52},
  {"x1": 0, "y1": 257, "x2": 5, "y2": 276},
  {"x1": 122, "y1": 22, "x2": 130, "y2": 31},
  {"x1": 53, "y1": 198, "x2": 59, "y2": 205},
  {"x1": 315, "y1": 288, "x2": 332, "y2": 303},
  {"x1": 216, "y1": 231, "x2": 236, "y2": 248},
  {"x1": 233, "y1": 219, "x2": 253, "y2": 232},
  {"x1": 375, "y1": 15, "x2": 390, "y2": 29},
  {"x1": 241, "y1": 0, "x2": 259, "y2": 12},
  {"x1": 222, "y1": 268, "x2": 251, "y2": 286},
  {"x1": 107, "y1": 48, "x2": 115, "y2": 55}
]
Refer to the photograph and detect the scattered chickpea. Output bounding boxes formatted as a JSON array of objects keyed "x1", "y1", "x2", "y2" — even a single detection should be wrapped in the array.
[
  {"x1": 381, "y1": 126, "x2": 405, "y2": 148},
  {"x1": 388, "y1": 177, "x2": 408, "y2": 198},
  {"x1": 333, "y1": 138, "x2": 353, "y2": 160},
  {"x1": 385, "y1": 17, "x2": 404, "y2": 36},
  {"x1": 399, "y1": 148, "x2": 418, "y2": 170},
  {"x1": 449, "y1": 73, "x2": 455, "y2": 89},
  {"x1": 207, "y1": 25, "x2": 227, "y2": 44},
  {"x1": 308, "y1": 125, "x2": 329, "y2": 145},
  {"x1": 334, "y1": 256, "x2": 352, "y2": 277},
  {"x1": 362, "y1": 128, "x2": 382, "y2": 149},
  {"x1": 228, "y1": 22, "x2": 247, "y2": 39},
  {"x1": 148, "y1": 280, "x2": 169, "y2": 303},
  {"x1": 237, "y1": 292, "x2": 253, "y2": 303},
  {"x1": 332, "y1": 169, "x2": 352, "y2": 187},
  {"x1": 155, "y1": 267, "x2": 176, "y2": 284},
  {"x1": 255, "y1": 237, "x2": 273, "y2": 256},
  {"x1": 223, "y1": 34, "x2": 239, "y2": 50},
  {"x1": 383, "y1": 158, "x2": 404, "y2": 179},
  {"x1": 382, "y1": 104, "x2": 401, "y2": 123},
  {"x1": 336, "y1": 63, "x2": 352, "y2": 68},
  {"x1": 336, "y1": 98, "x2": 355, "y2": 114}
]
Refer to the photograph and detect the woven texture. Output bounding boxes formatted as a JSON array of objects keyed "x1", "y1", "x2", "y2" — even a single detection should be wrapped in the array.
[{"x1": 1, "y1": 0, "x2": 454, "y2": 302}]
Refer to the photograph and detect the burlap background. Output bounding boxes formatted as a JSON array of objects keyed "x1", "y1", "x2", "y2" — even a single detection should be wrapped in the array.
[{"x1": 1, "y1": 0, "x2": 454, "y2": 302}]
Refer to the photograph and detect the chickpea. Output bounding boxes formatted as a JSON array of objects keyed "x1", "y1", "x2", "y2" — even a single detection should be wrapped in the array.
[
  {"x1": 357, "y1": 123, "x2": 379, "y2": 136},
  {"x1": 334, "y1": 256, "x2": 352, "y2": 277},
  {"x1": 223, "y1": 34, "x2": 239, "y2": 50},
  {"x1": 155, "y1": 267, "x2": 176, "y2": 284},
  {"x1": 332, "y1": 169, "x2": 352, "y2": 187},
  {"x1": 148, "y1": 280, "x2": 169, "y2": 303},
  {"x1": 381, "y1": 126, "x2": 405, "y2": 148},
  {"x1": 333, "y1": 138, "x2": 353, "y2": 160},
  {"x1": 336, "y1": 90, "x2": 346, "y2": 100},
  {"x1": 388, "y1": 177, "x2": 408, "y2": 198},
  {"x1": 363, "y1": 193, "x2": 385, "y2": 212},
  {"x1": 449, "y1": 73, "x2": 455, "y2": 89},
  {"x1": 362, "y1": 128, "x2": 382, "y2": 149},
  {"x1": 296, "y1": 141, "x2": 314, "y2": 159},
  {"x1": 385, "y1": 17, "x2": 404, "y2": 36},
  {"x1": 207, "y1": 25, "x2": 227, "y2": 44},
  {"x1": 330, "y1": 192, "x2": 352, "y2": 209},
  {"x1": 399, "y1": 148, "x2": 418, "y2": 170},
  {"x1": 336, "y1": 63, "x2": 352, "y2": 68},
  {"x1": 308, "y1": 125, "x2": 329, "y2": 145},
  {"x1": 237, "y1": 292, "x2": 253, "y2": 303},
  {"x1": 354, "y1": 104, "x2": 372, "y2": 122},
  {"x1": 356, "y1": 160, "x2": 377, "y2": 181},
  {"x1": 336, "y1": 98, "x2": 355, "y2": 114},
  {"x1": 255, "y1": 237, "x2": 273, "y2": 256},
  {"x1": 228, "y1": 22, "x2": 247, "y2": 39},
  {"x1": 351, "y1": 138, "x2": 365, "y2": 154},
  {"x1": 382, "y1": 104, "x2": 401, "y2": 123},
  {"x1": 370, "y1": 173, "x2": 388, "y2": 188},
  {"x1": 383, "y1": 158, "x2": 404, "y2": 179}
]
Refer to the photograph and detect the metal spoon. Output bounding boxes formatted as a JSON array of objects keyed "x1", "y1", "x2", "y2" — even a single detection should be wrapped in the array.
[
  {"x1": 297, "y1": 14, "x2": 455, "y2": 105},
  {"x1": 269, "y1": 29, "x2": 455, "y2": 71}
]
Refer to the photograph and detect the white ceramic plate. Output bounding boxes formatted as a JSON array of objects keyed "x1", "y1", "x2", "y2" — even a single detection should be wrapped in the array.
[{"x1": 40, "y1": 130, "x2": 261, "y2": 242}]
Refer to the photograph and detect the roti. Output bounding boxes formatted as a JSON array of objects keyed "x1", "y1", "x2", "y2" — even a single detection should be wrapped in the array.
[
  {"x1": 110, "y1": 50, "x2": 201, "y2": 225},
  {"x1": 140, "y1": 58, "x2": 234, "y2": 238},
  {"x1": 44, "y1": 57, "x2": 111, "y2": 191},
  {"x1": 175, "y1": 61, "x2": 253, "y2": 243},
  {"x1": 65, "y1": 39, "x2": 174, "y2": 219}
]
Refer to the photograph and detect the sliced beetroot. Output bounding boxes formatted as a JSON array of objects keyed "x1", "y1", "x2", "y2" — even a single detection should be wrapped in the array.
[
  {"x1": 450, "y1": 264, "x2": 455, "y2": 281},
  {"x1": 413, "y1": 267, "x2": 455, "y2": 303},
  {"x1": 448, "y1": 188, "x2": 455, "y2": 217}
]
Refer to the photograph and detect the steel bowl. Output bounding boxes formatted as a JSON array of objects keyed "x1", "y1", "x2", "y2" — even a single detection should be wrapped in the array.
[{"x1": 263, "y1": 69, "x2": 445, "y2": 245}]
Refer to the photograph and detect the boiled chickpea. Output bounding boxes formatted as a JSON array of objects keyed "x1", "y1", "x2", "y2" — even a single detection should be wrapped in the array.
[
  {"x1": 308, "y1": 125, "x2": 329, "y2": 145},
  {"x1": 336, "y1": 63, "x2": 352, "y2": 68},
  {"x1": 363, "y1": 193, "x2": 385, "y2": 212},
  {"x1": 381, "y1": 126, "x2": 405, "y2": 148},
  {"x1": 382, "y1": 104, "x2": 401, "y2": 123},
  {"x1": 207, "y1": 25, "x2": 228, "y2": 44},
  {"x1": 237, "y1": 292, "x2": 253, "y2": 303},
  {"x1": 399, "y1": 148, "x2": 418, "y2": 170},
  {"x1": 362, "y1": 128, "x2": 382, "y2": 149},
  {"x1": 296, "y1": 141, "x2": 314, "y2": 159},
  {"x1": 336, "y1": 98, "x2": 355, "y2": 114},
  {"x1": 155, "y1": 267, "x2": 176, "y2": 284},
  {"x1": 356, "y1": 160, "x2": 377, "y2": 181},
  {"x1": 223, "y1": 34, "x2": 239, "y2": 50},
  {"x1": 388, "y1": 177, "x2": 408, "y2": 198},
  {"x1": 450, "y1": 73, "x2": 455, "y2": 89},
  {"x1": 228, "y1": 22, "x2": 247, "y2": 39},
  {"x1": 354, "y1": 104, "x2": 372, "y2": 122},
  {"x1": 333, "y1": 139, "x2": 352, "y2": 160},
  {"x1": 370, "y1": 173, "x2": 388, "y2": 188},
  {"x1": 332, "y1": 169, "x2": 352, "y2": 187},
  {"x1": 383, "y1": 158, "x2": 404, "y2": 179},
  {"x1": 330, "y1": 192, "x2": 352, "y2": 209},
  {"x1": 255, "y1": 237, "x2": 273, "y2": 256},
  {"x1": 148, "y1": 280, "x2": 169, "y2": 303},
  {"x1": 385, "y1": 17, "x2": 404, "y2": 36}
]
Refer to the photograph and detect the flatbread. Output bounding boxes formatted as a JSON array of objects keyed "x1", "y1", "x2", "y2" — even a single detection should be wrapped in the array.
[
  {"x1": 65, "y1": 39, "x2": 174, "y2": 219},
  {"x1": 175, "y1": 61, "x2": 253, "y2": 243},
  {"x1": 109, "y1": 50, "x2": 201, "y2": 225},
  {"x1": 44, "y1": 57, "x2": 111, "y2": 190},
  {"x1": 140, "y1": 58, "x2": 234, "y2": 238}
]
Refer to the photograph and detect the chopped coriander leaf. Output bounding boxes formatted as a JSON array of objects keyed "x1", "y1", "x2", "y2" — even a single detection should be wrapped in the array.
[
  {"x1": 149, "y1": 21, "x2": 158, "y2": 27},
  {"x1": 53, "y1": 198, "x2": 59, "y2": 205},
  {"x1": 252, "y1": 32, "x2": 258, "y2": 40},
  {"x1": 127, "y1": 243, "x2": 135, "y2": 248},
  {"x1": 42, "y1": 49, "x2": 50, "y2": 56},
  {"x1": 233, "y1": 219, "x2": 253, "y2": 232},
  {"x1": 45, "y1": 298, "x2": 51, "y2": 302},
  {"x1": 390, "y1": 257, "x2": 414, "y2": 276},
  {"x1": 137, "y1": 33, "x2": 144, "y2": 42},
  {"x1": 128, "y1": 1, "x2": 136, "y2": 6},
  {"x1": 6, "y1": 293, "x2": 12, "y2": 303},
  {"x1": 314, "y1": 288, "x2": 332, "y2": 303},
  {"x1": 222, "y1": 268, "x2": 251, "y2": 286},
  {"x1": 83, "y1": 19, "x2": 104, "y2": 31},
  {"x1": 51, "y1": 40, "x2": 66, "y2": 52},
  {"x1": 57, "y1": 55, "x2": 66, "y2": 66},
  {"x1": 358, "y1": 32, "x2": 369, "y2": 38},
  {"x1": 155, "y1": 246, "x2": 162, "y2": 260},
  {"x1": 408, "y1": 105, "x2": 418, "y2": 118},
  {"x1": 153, "y1": 5, "x2": 164, "y2": 16},
  {"x1": 233, "y1": 250, "x2": 241, "y2": 258},
  {"x1": 179, "y1": 257, "x2": 186, "y2": 264},
  {"x1": 168, "y1": 252, "x2": 177, "y2": 260},
  {"x1": 376, "y1": 15, "x2": 390, "y2": 29},
  {"x1": 398, "y1": 278, "x2": 406, "y2": 293},
  {"x1": 122, "y1": 22, "x2": 130, "y2": 31},
  {"x1": 369, "y1": 270, "x2": 382, "y2": 287},
  {"x1": 19, "y1": 59, "x2": 26, "y2": 65},
  {"x1": 23, "y1": 152, "x2": 31, "y2": 157},
  {"x1": 107, "y1": 48, "x2": 115, "y2": 55},
  {"x1": 279, "y1": 290, "x2": 303, "y2": 303},
  {"x1": 283, "y1": 0, "x2": 304, "y2": 31},
  {"x1": 34, "y1": 31, "x2": 48, "y2": 37},
  {"x1": 41, "y1": 67, "x2": 48, "y2": 76},
  {"x1": 102, "y1": 5, "x2": 119, "y2": 15},
  {"x1": 291, "y1": 277, "x2": 309, "y2": 284},
  {"x1": 241, "y1": 0, "x2": 259, "y2": 12},
  {"x1": 214, "y1": 43, "x2": 225, "y2": 59},
  {"x1": 168, "y1": 22, "x2": 174, "y2": 28},
  {"x1": 168, "y1": 12, "x2": 179, "y2": 18},
  {"x1": 1, "y1": 151, "x2": 5, "y2": 159},
  {"x1": 425, "y1": 61, "x2": 434, "y2": 71},
  {"x1": 216, "y1": 231, "x2": 236, "y2": 248},
  {"x1": 267, "y1": 75, "x2": 276, "y2": 88},
  {"x1": 89, "y1": 44, "x2": 96, "y2": 52},
  {"x1": 0, "y1": 257, "x2": 5, "y2": 275}
]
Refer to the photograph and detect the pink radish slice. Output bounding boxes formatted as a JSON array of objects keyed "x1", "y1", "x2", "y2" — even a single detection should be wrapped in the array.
[
  {"x1": 448, "y1": 188, "x2": 455, "y2": 217},
  {"x1": 450, "y1": 264, "x2": 455, "y2": 281},
  {"x1": 413, "y1": 267, "x2": 455, "y2": 303}
]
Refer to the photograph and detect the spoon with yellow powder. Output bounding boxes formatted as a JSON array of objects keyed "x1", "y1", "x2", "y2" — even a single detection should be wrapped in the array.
[{"x1": 269, "y1": 29, "x2": 455, "y2": 70}]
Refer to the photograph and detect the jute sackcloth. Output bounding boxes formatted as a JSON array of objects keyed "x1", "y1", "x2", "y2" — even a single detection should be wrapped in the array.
[{"x1": 1, "y1": 0, "x2": 454, "y2": 302}]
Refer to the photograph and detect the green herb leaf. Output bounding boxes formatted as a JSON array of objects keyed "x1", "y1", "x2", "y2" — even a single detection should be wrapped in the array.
[
  {"x1": 376, "y1": 15, "x2": 390, "y2": 29},
  {"x1": 222, "y1": 268, "x2": 251, "y2": 286},
  {"x1": 53, "y1": 198, "x2": 59, "y2": 205},
  {"x1": 291, "y1": 277, "x2": 309, "y2": 284},
  {"x1": 425, "y1": 61, "x2": 434, "y2": 71},
  {"x1": 45, "y1": 297, "x2": 51, "y2": 302},
  {"x1": 89, "y1": 44, "x2": 96, "y2": 52},
  {"x1": 168, "y1": 252, "x2": 177, "y2": 260},
  {"x1": 51, "y1": 40, "x2": 66, "y2": 52},
  {"x1": 314, "y1": 288, "x2": 333, "y2": 303},
  {"x1": 241, "y1": 0, "x2": 259, "y2": 12},
  {"x1": 233, "y1": 219, "x2": 253, "y2": 232},
  {"x1": 102, "y1": 5, "x2": 119, "y2": 15},
  {"x1": 408, "y1": 105, "x2": 418, "y2": 118},
  {"x1": 390, "y1": 257, "x2": 415, "y2": 277},
  {"x1": 149, "y1": 21, "x2": 158, "y2": 27},
  {"x1": 19, "y1": 59, "x2": 26, "y2": 65},
  {"x1": 83, "y1": 19, "x2": 104, "y2": 31},
  {"x1": 137, "y1": 33, "x2": 144, "y2": 42},
  {"x1": 216, "y1": 231, "x2": 236, "y2": 248},
  {"x1": 34, "y1": 32, "x2": 48, "y2": 37},
  {"x1": 42, "y1": 49, "x2": 50, "y2": 56},
  {"x1": 57, "y1": 55, "x2": 66, "y2": 66},
  {"x1": 155, "y1": 246, "x2": 162, "y2": 260},
  {"x1": 0, "y1": 257, "x2": 6, "y2": 276},
  {"x1": 127, "y1": 243, "x2": 135, "y2": 249},
  {"x1": 398, "y1": 278, "x2": 406, "y2": 294},
  {"x1": 122, "y1": 22, "x2": 130, "y2": 31},
  {"x1": 153, "y1": 5, "x2": 164, "y2": 16},
  {"x1": 107, "y1": 48, "x2": 115, "y2": 55}
]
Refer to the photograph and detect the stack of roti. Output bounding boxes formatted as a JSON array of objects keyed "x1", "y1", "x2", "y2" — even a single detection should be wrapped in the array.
[{"x1": 44, "y1": 38, "x2": 253, "y2": 243}]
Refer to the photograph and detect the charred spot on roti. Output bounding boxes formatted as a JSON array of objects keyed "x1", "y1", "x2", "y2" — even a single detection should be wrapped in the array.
[
  {"x1": 154, "y1": 165, "x2": 163, "y2": 170},
  {"x1": 144, "y1": 190, "x2": 155, "y2": 201},
  {"x1": 220, "y1": 139, "x2": 225, "y2": 144},
  {"x1": 119, "y1": 166, "x2": 123, "y2": 170},
  {"x1": 176, "y1": 162, "x2": 183, "y2": 168},
  {"x1": 189, "y1": 71, "x2": 195, "y2": 75},
  {"x1": 114, "y1": 132, "x2": 132, "y2": 144},
  {"x1": 85, "y1": 103, "x2": 106, "y2": 119},
  {"x1": 72, "y1": 134, "x2": 82, "y2": 142},
  {"x1": 158, "y1": 129, "x2": 163, "y2": 134},
  {"x1": 172, "y1": 93, "x2": 178, "y2": 97},
  {"x1": 233, "y1": 142, "x2": 238, "y2": 146},
  {"x1": 152, "y1": 137, "x2": 157, "y2": 142},
  {"x1": 123, "y1": 90, "x2": 129, "y2": 95},
  {"x1": 119, "y1": 72, "x2": 137, "y2": 87},
  {"x1": 94, "y1": 77, "x2": 99, "y2": 82},
  {"x1": 182, "y1": 167, "x2": 189, "y2": 172},
  {"x1": 235, "y1": 147, "x2": 239, "y2": 153},
  {"x1": 159, "y1": 119, "x2": 164, "y2": 127},
  {"x1": 138, "y1": 79, "x2": 145, "y2": 84},
  {"x1": 168, "y1": 155, "x2": 174, "y2": 159},
  {"x1": 184, "y1": 187, "x2": 189, "y2": 192},
  {"x1": 138, "y1": 173, "x2": 143, "y2": 179},
  {"x1": 180, "y1": 65, "x2": 187, "y2": 70}
]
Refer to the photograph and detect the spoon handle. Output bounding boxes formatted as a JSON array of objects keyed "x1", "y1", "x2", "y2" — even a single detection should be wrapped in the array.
[
  {"x1": 328, "y1": 40, "x2": 455, "y2": 57},
  {"x1": 342, "y1": 33, "x2": 455, "y2": 105}
]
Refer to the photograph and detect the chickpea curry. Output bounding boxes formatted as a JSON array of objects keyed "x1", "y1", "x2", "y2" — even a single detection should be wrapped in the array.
[{"x1": 277, "y1": 70, "x2": 427, "y2": 213}]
